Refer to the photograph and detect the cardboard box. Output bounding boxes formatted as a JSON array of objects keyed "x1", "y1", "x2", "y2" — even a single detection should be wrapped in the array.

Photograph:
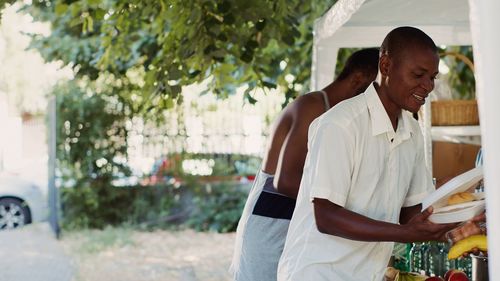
[{"x1": 432, "y1": 141, "x2": 481, "y2": 183}]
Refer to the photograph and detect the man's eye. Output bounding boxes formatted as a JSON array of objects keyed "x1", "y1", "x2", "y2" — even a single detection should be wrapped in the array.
[{"x1": 414, "y1": 73, "x2": 424, "y2": 78}]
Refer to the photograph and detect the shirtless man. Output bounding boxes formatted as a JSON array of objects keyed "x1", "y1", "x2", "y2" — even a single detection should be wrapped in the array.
[{"x1": 230, "y1": 48, "x2": 380, "y2": 281}]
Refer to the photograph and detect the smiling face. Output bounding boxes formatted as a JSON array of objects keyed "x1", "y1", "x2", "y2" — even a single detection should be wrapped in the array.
[{"x1": 380, "y1": 46, "x2": 439, "y2": 114}]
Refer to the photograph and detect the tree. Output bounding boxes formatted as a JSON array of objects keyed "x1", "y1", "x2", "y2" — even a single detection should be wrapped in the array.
[{"x1": 19, "y1": 0, "x2": 333, "y2": 112}]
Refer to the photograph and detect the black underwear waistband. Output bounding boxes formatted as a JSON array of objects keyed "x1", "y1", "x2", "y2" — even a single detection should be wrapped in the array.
[{"x1": 252, "y1": 176, "x2": 296, "y2": 220}]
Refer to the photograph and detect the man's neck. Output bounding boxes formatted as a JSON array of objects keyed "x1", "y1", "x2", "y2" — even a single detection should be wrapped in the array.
[
  {"x1": 322, "y1": 80, "x2": 354, "y2": 107},
  {"x1": 373, "y1": 82, "x2": 401, "y2": 131}
]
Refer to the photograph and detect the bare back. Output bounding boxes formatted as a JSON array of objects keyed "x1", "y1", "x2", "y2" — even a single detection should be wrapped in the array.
[{"x1": 261, "y1": 91, "x2": 331, "y2": 198}]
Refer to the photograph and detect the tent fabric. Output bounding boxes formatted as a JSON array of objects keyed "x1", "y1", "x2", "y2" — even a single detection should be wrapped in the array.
[
  {"x1": 312, "y1": 0, "x2": 471, "y2": 90},
  {"x1": 314, "y1": 0, "x2": 366, "y2": 42},
  {"x1": 315, "y1": 0, "x2": 469, "y2": 43},
  {"x1": 468, "y1": 0, "x2": 500, "y2": 277},
  {"x1": 312, "y1": 0, "x2": 499, "y2": 279}
]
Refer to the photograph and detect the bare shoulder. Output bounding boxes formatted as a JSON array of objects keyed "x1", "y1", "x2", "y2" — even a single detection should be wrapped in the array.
[{"x1": 288, "y1": 91, "x2": 327, "y2": 121}]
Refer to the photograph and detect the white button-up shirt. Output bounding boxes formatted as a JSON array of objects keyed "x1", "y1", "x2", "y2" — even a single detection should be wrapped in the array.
[{"x1": 277, "y1": 84, "x2": 434, "y2": 281}]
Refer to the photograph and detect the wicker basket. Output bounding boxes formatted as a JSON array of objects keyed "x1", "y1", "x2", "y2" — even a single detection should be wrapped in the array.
[
  {"x1": 431, "y1": 100, "x2": 479, "y2": 126},
  {"x1": 431, "y1": 51, "x2": 478, "y2": 126}
]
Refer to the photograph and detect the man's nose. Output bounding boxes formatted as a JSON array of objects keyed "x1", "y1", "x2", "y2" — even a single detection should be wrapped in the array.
[{"x1": 421, "y1": 78, "x2": 434, "y2": 92}]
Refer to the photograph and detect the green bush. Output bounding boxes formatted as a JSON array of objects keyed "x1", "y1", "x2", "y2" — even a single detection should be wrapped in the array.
[
  {"x1": 186, "y1": 181, "x2": 250, "y2": 233},
  {"x1": 55, "y1": 80, "x2": 134, "y2": 229},
  {"x1": 61, "y1": 180, "x2": 131, "y2": 229},
  {"x1": 61, "y1": 182, "x2": 184, "y2": 230},
  {"x1": 55, "y1": 80, "x2": 253, "y2": 232},
  {"x1": 61, "y1": 177, "x2": 249, "y2": 232}
]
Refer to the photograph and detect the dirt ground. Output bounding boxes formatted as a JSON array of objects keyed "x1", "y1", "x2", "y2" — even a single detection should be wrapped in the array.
[{"x1": 60, "y1": 227, "x2": 236, "y2": 281}]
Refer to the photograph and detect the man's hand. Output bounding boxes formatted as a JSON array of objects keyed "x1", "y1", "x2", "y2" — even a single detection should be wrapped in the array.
[
  {"x1": 470, "y1": 211, "x2": 486, "y2": 223},
  {"x1": 456, "y1": 211, "x2": 487, "y2": 257},
  {"x1": 403, "y1": 207, "x2": 459, "y2": 242}
]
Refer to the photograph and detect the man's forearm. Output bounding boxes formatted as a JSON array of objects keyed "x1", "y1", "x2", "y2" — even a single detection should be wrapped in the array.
[{"x1": 313, "y1": 198, "x2": 415, "y2": 243}]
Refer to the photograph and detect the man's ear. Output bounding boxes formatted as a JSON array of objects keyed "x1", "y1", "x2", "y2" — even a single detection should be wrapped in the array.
[{"x1": 379, "y1": 54, "x2": 390, "y2": 77}]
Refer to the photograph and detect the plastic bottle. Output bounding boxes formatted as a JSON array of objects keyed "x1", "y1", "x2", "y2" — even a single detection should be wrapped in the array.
[
  {"x1": 421, "y1": 242, "x2": 431, "y2": 275},
  {"x1": 409, "y1": 243, "x2": 422, "y2": 272}
]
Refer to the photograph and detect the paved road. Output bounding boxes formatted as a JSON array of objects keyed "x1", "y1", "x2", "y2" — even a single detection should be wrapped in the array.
[{"x1": 0, "y1": 222, "x2": 73, "y2": 281}]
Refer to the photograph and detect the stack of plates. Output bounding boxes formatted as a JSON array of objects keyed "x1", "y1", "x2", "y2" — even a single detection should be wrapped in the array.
[{"x1": 422, "y1": 167, "x2": 485, "y2": 224}]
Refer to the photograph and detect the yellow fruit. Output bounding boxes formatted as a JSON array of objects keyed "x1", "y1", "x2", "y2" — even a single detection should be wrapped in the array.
[
  {"x1": 448, "y1": 234, "x2": 487, "y2": 259},
  {"x1": 385, "y1": 267, "x2": 427, "y2": 281},
  {"x1": 397, "y1": 272, "x2": 427, "y2": 281},
  {"x1": 385, "y1": 267, "x2": 399, "y2": 281}
]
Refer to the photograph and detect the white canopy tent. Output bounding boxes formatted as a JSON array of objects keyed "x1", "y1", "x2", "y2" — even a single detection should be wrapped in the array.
[{"x1": 312, "y1": 0, "x2": 500, "y2": 279}]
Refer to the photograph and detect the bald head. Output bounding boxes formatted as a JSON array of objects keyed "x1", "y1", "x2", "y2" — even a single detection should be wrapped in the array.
[
  {"x1": 377, "y1": 26, "x2": 440, "y2": 114},
  {"x1": 380, "y1": 26, "x2": 437, "y2": 62}
]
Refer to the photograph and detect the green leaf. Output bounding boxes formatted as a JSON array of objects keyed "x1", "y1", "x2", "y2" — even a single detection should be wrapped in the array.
[
  {"x1": 217, "y1": 33, "x2": 228, "y2": 41},
  {"x1": 240, "y1": 50, "x2": 253, "y2": 63},
  {"x1": 203, "y1": 44, "x2": 216, "y2": 55},
  {"x1": 246, "y1": 40, "x2": 259, "y2": 50},
  {"x1": 189, "y1": 70, "x2": 202, "y2": 78},
  {"x1": 170, "y1": 85, "x2": 181, "y2": 95},
  {"x1": 223, "y1": 14, "x2": 235, "y2": 24},
  {"x1": 282, "y1": 34, "x2": 295, "y2": 46},
  {"x1": 168, "y1": 68, "x2": 183, "y2": 80},
  {"x1": 262, "y1": 81, "x2": 277, "y2": 89},
  {"x1": 87, "y1": 0, "x2": 101, "y2": 6},
  {"x1": 182, "y1": 48, "x2": 195, "y2": 59},
  {"x1": 86, "y1": 15, "x2": 94, "y2": 33},
  {"x1": 217, "y1": 1, "x2": 231, "y2": 14},
  {"x1": 55, "y1": 3, "x2": 68, "y2": 15},
  {"x1": 291, "y1": 27, "x2": 301, "y2": 38},
  {"x1": 213, "y1": 56, "x2": 224, "y2": 63},
  {"x1": 244, "y1": 92, "x2": 257, "y2": 104},
  {"x1": 94, "y1": 9, "x2": 106, "y2": 20},
  {"x1": 70, "y1": 2, "x2": 82, "y2": 17}
]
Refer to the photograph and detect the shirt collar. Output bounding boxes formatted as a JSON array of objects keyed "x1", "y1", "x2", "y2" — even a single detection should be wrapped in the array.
[
  {"x1": 365, "y1": 83, "x2": 415, "y2": 140},
  {"x1": 399, "y1": 110, "x2": 414, "y2": 141}
]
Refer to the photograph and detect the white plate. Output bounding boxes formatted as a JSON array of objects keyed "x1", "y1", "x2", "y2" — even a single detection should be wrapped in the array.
[
  {"x1": 429, "y1": 200, "x2": 486, "y2": 223},
  {"x1": 422, "y1": 166, "x2": 483, "y2": 210},
  {"x1": 421, "y1": 167, "x2": 484, "y2": 224},
  {"x1": 434, "y1": 195, "x2": 484, "y2": 213}
]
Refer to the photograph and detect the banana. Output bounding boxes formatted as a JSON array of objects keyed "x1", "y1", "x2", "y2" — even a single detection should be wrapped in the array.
[
  {"x1": 385, "y1": 267, "x2": 399, "y2": 281},
  {"x1": 385, "y1": 267, "x2": 428, "y2": 281},
  {"x1": 397, "y1": 272, "x2": 427, "y2": 281},
  {"x1": 448, "y1": 234, "x2": 487, "y2": 259}
]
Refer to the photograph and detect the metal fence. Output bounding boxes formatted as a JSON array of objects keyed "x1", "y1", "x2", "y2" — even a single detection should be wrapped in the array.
[{"x1": 126, "y1": 90, "x2": 284, "y2": 175}]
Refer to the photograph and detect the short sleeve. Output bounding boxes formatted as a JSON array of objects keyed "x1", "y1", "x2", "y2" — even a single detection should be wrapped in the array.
[
  {"x1": 403, "y1": 132, "x2": 434, "y2": 207},
  {"x1": 307, "y1": 121, "x2": 354, "y2": 207}
]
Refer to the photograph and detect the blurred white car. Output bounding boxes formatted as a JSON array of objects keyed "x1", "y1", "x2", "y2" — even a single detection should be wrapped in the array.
[{"x1": 0, "y1": 174, "x2": 48, "y2": 230}]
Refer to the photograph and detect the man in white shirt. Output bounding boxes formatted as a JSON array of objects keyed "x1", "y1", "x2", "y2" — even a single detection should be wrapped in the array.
[
  {"x1": 277, "y1": 26, "x2": 457, "y2": 281},
  {"x1": 231, "y1": 49, "x2": 379, "y2": 281}
]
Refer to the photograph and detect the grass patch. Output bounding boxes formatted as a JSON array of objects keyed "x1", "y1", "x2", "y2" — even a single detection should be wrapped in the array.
[{"x1": 62, "y1": 226, "x2": 135, "y2": 255}]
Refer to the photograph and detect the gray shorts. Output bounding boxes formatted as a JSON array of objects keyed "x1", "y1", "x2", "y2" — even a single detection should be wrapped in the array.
[{"x1": 230, "y1": 171, "x2": 296, "y2": 281}]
